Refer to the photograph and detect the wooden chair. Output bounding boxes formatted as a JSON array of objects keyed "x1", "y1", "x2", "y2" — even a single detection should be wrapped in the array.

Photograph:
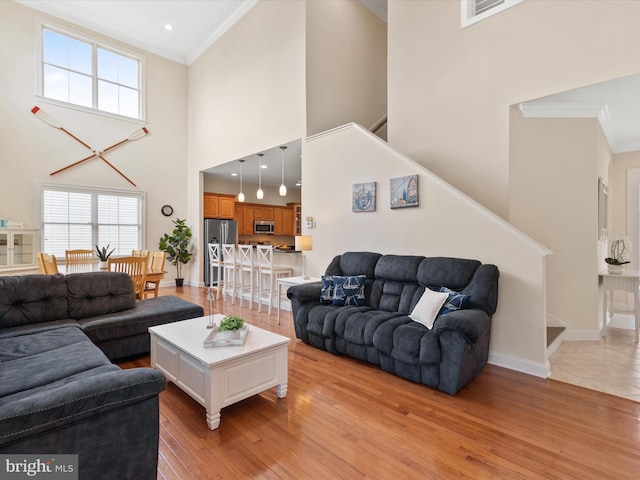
[
  {"x1": 65, "y1": 249, "x2": 94, "y2": 265},
  {"x1": 37, "y1": 252, "x2": 59, "y2": 274},
  {"x1": 132, "y1": 249, "x2": 150, "y2": 265},
  {"x1": 256, "y1": 245, "x2": 292, "y2": 315},
  {"x1": 143, "y1": 252, "x2": 166, "y2": 298},
  {"x1": 108, "y1": 256, "x2": 147, "y2": 299}
]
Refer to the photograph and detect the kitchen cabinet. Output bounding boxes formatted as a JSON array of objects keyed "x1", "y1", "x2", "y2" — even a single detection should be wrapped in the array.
[
  {"x1": 241, "y1": 205, "x2": 254, "y2": 235},
  {"x1": 204, "y1": 193, "x2": 235, "y2": 219},
  {"x1": 282, "y1": 208, "x2": 294, "y2": 235},
  {"x1": 289, "y1": 203, "x2": 302, "y2": 235},
  {"x1": 253, "y1": 206, "x2": 274, "y2": 221},
  {"x1": 0, "y1": 229, "x2": 38, "y2": 270}
]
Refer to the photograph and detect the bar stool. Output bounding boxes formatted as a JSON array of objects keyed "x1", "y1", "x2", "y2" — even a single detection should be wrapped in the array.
[
  {"x1": 221, "y1": 243, "x2": 237, "y2": 304},
  {"x1": 207, "y1": 243, "x2": 223, "y2": 299},
  {"x1": 256, "y1": 245, "x2": 292, "y2": 315},
  {"x1": 237, "y1": 245, "x2": 257, "y2": 309}
]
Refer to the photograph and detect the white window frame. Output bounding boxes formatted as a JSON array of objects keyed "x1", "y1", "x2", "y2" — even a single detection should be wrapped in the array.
[
  {"x1": 37, "y1": 182, "x2": 146, "y2": 261},
  {"x1": 461, "y1": 0, "x2": 525, "y2": 28},
  {"x1": 35, "y1": 18, "x2": 146, "y2": 123}
]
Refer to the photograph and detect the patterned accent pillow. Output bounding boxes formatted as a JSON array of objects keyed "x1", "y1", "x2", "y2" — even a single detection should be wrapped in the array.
[
  {"x1": 320, "y1": 275, "x2": 335, "y2": 305},
  {"x1": 439, "y1": 287, "x2": 470, "y2": 315},
  {"x1": 332, "y1": 275, "x2": 366, "y2": 306}
]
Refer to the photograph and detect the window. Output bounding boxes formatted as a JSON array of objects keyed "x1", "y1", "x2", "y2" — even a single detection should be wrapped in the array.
[
  {"x1": 38, "y1": 21, "x2": 143, "y2": 120},
  {"x1": 461, "y1": 0, "x2": 524, "y2": 28},
  {"x1": 39, "y1": 184, "x2": 145, "y2": 260}
]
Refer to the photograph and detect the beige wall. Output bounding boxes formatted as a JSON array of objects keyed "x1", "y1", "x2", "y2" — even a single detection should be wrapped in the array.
[
  {"x1": 303, "y1": 124, "x2": 551, "y2": 374},
  {"x1": 388, "y1": 0, "x2": 640, "y2": 219},
  {"x1": 0, "y1": 2, "x2": 188, "y2": 278},
  {"x1": 509, "y1": 112, "x2": 612, "y2": 337},
  {"x1": 306, "y1": 0, "x2": 387, "y2": 135}
]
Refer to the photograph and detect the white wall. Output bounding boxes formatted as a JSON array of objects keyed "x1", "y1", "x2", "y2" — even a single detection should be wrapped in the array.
[
  {"x1": 388, "y1": 0, "x2": 640, "y2": 219},
  {"x1": 0, "y1": 2, "x2": 188, "y2": 280},
  {"x1": 186, "y1": 0, "x2": 307, "y2": 284},
  {"x1": 509, "y1": 112, "x2": 612, "y2": 338},
  {"x1": 303, "y1": 124, "x2": 551, "y2": 376}
]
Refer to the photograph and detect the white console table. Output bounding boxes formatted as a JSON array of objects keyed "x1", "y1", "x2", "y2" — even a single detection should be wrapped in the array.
[
  {"x1": 276, "y1": 276, "x2": 321, "y2": 324},
  {"x1": 600, "y1": 270, "x2": 639, "y2": 343}
]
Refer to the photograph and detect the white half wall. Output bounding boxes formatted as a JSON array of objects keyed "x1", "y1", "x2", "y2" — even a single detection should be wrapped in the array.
[{"x1": 302, "y1": 123, "x2": 552, "y2": 377}]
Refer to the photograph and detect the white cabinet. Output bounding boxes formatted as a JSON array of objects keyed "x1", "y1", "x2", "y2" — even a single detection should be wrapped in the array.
[{"x1": 0, "y1": 229, "x2": 38, "y2": 270}]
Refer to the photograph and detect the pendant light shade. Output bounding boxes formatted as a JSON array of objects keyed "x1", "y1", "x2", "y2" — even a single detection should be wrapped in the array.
[
  {"x1": 256, "y1": 153, "x2": 264, "y2": 200},
  {"x1": 279, "y1": 145, "x2": 287, "y2": 196},
  {"x1": 237, "y1": 159, "x2": 245, "y2": 202}
]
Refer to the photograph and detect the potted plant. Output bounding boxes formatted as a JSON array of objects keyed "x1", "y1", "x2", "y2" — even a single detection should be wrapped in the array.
[
  {"x1": 159, "y1": 218, "x2": 192, "y2": 286},
  {"x1": 605, "y1": 237, "x2": 631, "y2": 274},
  {"x1": 95, "y1": 243, "x2": 115, "y2": 269},
  {"x1": 217, "y1": 315, "x2": 245, "y2": 339}
]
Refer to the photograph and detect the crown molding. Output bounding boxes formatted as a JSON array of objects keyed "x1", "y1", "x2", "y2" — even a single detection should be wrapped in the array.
[{"x1": 518, "y1": 102, "x2": 630, "y2": 153}]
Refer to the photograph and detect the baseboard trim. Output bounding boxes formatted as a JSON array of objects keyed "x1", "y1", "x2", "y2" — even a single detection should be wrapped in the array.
[
  {"x1": 562, "y1": 329, "x2": 602, "y2": 341},
  {"x1": 488, "y1": 352, "x2": 549, "y2": 378}
]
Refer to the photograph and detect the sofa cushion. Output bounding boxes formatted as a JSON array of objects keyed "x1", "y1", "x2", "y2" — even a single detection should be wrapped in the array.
[
  {"x1": 417, "y1": 257, "x2": 481, "y2": 290},
  {"x1": 409, "y1": 288, "x2": 449, "y2": 329},
  {"x1": 0, "y1": 274, "x2": 69, "y2": 328},
  {"x1": 439, "y1": 287, "x2": 470, "y2": 315},
  {"x1": 332, "y1": 275, "x2": 366, "y2": 306},
  {"x1": 67, "y1": 272, "x2": 136, "y2": 319},
  {"x1": 332, "y1": 252, "x2": 382, "y2": 278},
  {"x1": 77, "y1": 295, "x2": 204, "y2": 344}
]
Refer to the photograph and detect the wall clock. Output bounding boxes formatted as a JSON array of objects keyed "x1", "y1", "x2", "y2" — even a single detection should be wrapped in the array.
[{"x1": 161, "y1": 205, "x2": 174, "y2": 217}]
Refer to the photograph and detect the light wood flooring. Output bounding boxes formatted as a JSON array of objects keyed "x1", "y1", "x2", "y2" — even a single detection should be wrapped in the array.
[{"x1": 119, "y1": 286, "x2": 640, "y2": 479}]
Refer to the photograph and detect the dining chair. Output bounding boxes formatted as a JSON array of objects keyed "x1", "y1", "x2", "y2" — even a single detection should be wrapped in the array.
[
  {"x1": 221, "y1": 244, "x2": 238, "y2": 304},
  {"x1": 132, "y1": 249, "x2": 150, "y2": 266},
  {"x1": 143, "y1": 252, "x2": 166, "y2": 298},
  {"x1": 237, "y1": 245, "x2": 257, "y2": 309},
  {"x1": 256, "y1": 245, "x2": 292, "y2": 315},
  {"x1": 108, "y1": 256, "x2": 147, "y2": 299},
  {"x1": 208, "y1": 243, "x2": 223, "y2": 299},
  {"x1": 37, "y1": 252, "x2": 59, "y2": 274},
  {"x1": 65, "y1": 249, "x2": 94, "y2": 265}
]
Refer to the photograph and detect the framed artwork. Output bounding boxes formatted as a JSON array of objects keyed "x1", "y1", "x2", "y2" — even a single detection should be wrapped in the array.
[
  {"x1": 353, "y1": 182, "x2": 376, "y2": 212},
  {"x1": 390, "y1": 174, "x2": 419, "y2": 208}
]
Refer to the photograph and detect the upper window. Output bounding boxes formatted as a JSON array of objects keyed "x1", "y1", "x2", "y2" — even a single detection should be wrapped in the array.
[
  {"x1": 461, "y1": 0, "x2": 524, "y2": 28},
  {"x1": 38, "y1": 21, "x2": 143, "y2": 120}
]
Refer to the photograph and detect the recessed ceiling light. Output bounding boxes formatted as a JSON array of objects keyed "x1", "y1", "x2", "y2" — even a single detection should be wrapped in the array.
[
  {"x1": 164, "y1": 24, "x2": 173, "y2": 31},
  {"x1": 261, "y1": 164, "x2": 267, "y2": 169},
  {"x1": 231, "y1": 173, "x2": 237, "y2": 177}
]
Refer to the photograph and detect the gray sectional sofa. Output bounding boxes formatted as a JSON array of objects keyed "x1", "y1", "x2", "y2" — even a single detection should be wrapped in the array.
[
  {"x1": 0, "y1": 272, "x2": 204, "y2": 479},
  {"x1": 287, "y1": 252, "x2": 499, "y2": 394}
]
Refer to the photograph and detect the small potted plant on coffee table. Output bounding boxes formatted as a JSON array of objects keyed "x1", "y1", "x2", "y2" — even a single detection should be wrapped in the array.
[{"x1": 217, "y1": 315, "x2": 245, "y2": 340}]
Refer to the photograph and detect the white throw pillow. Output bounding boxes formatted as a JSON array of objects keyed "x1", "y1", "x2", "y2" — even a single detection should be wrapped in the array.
[{"x1": 409, "y1": 288, "x2": 450, "y2": 329}]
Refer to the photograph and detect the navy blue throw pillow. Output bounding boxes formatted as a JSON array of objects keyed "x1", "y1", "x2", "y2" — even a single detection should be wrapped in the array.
[
  {"x1": 438, "y1": 287, "x2": 470, "y2": 315},
  {"x1": 320, "y1": 275, "x2": 334, "y2": 304},
  {"x1": 332, "y1": 275, "x2": 366, "y2": 306}
]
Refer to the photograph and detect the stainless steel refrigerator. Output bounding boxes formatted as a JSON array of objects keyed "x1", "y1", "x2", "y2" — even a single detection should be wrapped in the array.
[{"x1": 204, "y1": 219, "x2": 238, "y2": 287}]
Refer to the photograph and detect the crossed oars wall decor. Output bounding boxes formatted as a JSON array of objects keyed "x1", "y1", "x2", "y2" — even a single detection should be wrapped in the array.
[{"x1": 31, "y1": 106, "x2": 149, "y2": 187}]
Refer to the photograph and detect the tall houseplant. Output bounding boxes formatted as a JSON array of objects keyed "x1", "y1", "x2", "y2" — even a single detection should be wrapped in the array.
[{"x1": 159, "y1": 218, "x2": 192, "y2": 286}]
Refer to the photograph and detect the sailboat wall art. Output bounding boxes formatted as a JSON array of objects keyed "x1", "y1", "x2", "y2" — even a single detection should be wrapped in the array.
[{"x1": 390, "y1": 174, "x2": 419, "y2": 209}]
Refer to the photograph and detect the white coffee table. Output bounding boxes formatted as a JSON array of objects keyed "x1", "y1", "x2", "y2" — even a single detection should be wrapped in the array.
[{"x1": 149, "y1": 315, "x2": 290, "y2": 430}]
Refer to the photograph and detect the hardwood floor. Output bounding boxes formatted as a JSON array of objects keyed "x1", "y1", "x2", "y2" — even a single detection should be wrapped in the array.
[{"x1": 119, "y1": 286, "x2": 640, "y2": 479}]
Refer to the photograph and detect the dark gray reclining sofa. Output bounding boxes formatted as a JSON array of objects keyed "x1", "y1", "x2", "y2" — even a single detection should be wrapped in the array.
[
  {"x1": 287, "y1": 252, "x2": 499, "y2": 394},
  {"x1": 0, "y1": 272, "x2": 204, "y2": 479}
]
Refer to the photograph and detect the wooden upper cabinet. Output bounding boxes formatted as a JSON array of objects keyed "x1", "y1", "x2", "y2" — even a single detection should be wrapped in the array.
[
  {"x1": 241, "y1": 205, "x2": 254, "y2": 235},
  {"x1": 282, "y1": 207, "x2": 294, "y2": 235},
  {"x1": 273, "y1": 207, "x2": 284, "y2": 235},
  {"x1": 204, "y1": 193, "x2": 235, "y2": 219}
]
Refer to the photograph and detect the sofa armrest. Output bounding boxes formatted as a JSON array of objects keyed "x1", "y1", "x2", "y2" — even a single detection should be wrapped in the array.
[
  {"x1": 0, "y1": 367, "x2": 166, "y2": 447},
  {"x1": 286, "y1": 283, "x2": 322, "y2": 304},
  {"x1": 433, "y1": 309, "x2": 490, "y2": 345}
]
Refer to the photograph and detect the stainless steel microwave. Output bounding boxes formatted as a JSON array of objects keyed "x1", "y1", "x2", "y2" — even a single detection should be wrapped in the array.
[{"x1": 254, "y1": 220, "x2": 275, "y2": 234}]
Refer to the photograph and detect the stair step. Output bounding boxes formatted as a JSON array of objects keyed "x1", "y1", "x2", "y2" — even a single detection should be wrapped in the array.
[{"x1": 547, "y1": 326, "x2": 565, "y2": 347}]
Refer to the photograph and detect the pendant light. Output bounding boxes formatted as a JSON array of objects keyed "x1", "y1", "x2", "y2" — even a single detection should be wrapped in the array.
[
  {"x1": 279, "y1": 146, "x2": 287, "y2": 196},
  {"x1": 237, "y1": 159, "x2": 245, "y2": 202},
  {"x1": 256, "y1": 153, "x2": 264, "y2": 200}
]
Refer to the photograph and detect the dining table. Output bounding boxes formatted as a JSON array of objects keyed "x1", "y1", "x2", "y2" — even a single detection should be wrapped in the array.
[{"x1": 59, "y1": 261, "x2": 167, "y2": 298}]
